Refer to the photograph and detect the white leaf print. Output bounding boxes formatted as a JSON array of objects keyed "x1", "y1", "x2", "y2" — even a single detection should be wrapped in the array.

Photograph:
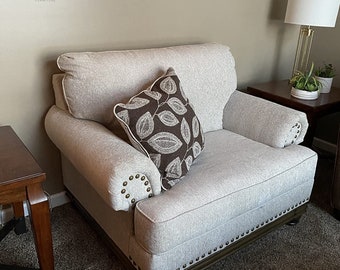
[
  {"x1": 160, "y1": 77, "x2": 177, "y2": 94},
  {"x1": 165, "y1": 157, "x2": 182, "y2": 178},
  {"x1": 150, "y1": 153, "x2": 161, "y2": 168},
  {"x1": 157, "y1": 110, "x2": 179, "y2": 127},
  {"x1": 144, "y1": 90, "x2": 162, "y2": 100},
  {"x1": 192, "y1": 141, "x2": 202, "y2": 158},
  {"x1": 116, "y1": 109, "x2": 129, "y2": 125},
  {"x1": 181, "y1": 118, "x2": 191, "y2": 145},
  {"x1": 192, "y1": 116, "x2": 200, "y2": 138},
  {"x1": 136, "y1": 111, "x2": 154, "y2": 139},
  {"x1": 168, "y1": 97, "x2": 187, "y2": 115},
  {"x1": 167, "y1": 178, "x2": 182, "y2": 187},
  {"x1": 121, "y1": 97, "x2": 149, "y2": 109},
  {"x1": 185, "y1": 155, "x2": 193, "y2": 171},
  {"x1": 147, "y1": 132, "x2": 183, "y2": 154}
]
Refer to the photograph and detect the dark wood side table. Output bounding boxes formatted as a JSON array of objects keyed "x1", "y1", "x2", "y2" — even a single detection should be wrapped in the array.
[
  {"x1": 246, "y1": 80, "x2": 340, "y2": 147},
  {"x1": 0, "y1": 126, "x2": 54, "y2": 270}
]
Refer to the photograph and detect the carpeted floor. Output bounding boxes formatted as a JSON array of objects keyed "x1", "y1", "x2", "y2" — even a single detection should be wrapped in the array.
[{"x1": 0, "y1": 149, "x2": 339, "y2": 270}]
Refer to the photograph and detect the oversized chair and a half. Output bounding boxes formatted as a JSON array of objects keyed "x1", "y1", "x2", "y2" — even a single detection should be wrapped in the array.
[{"x1": 45, "y1": 43, "x2": 317, "y2": 270}]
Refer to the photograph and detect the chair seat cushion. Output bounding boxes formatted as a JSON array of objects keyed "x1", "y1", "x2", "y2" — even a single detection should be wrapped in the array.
[{"x1": 134, "y1": 129, "x2": 317, "y2": 254}]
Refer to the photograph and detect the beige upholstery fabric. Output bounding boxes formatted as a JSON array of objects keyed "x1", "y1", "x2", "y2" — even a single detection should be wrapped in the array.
[
  {"x1": 130, "y1": 182, "x2": 312, "y2": 270},
  {"x1": 52, "y1": 74, "x2": 68, "y2": 111},
  {"x1": 134, "y1": 129, "x2": 317, "y2": 254},
  {"x1": 45, "y1": 106, "x2": 161, "y2": 211},
  {"x1": 223, "y1": 91, "x2": 308, "y2": 148},
  {"x1": 57, "y1": 43, "x2": 237, "y2": 133},
  {"x1": 45, "y1": 43, "x2": 318, "y2": 270}
]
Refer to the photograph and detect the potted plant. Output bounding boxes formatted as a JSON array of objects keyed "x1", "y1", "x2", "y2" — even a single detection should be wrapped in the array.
[
  {"x1": 315, "y1": 63, "x2": 336, "y2": 93},
  {"x1": 290, "y1": 62, "x2": 321, "y2": 100}
]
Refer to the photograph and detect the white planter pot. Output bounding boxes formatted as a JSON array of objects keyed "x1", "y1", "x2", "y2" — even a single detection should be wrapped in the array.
[
  {"x1": 315, "y1": 76, "x2": 333, "y2": 93},
  {"x1": 291, "y1": 87, "x2": 319, "y2": 100}
]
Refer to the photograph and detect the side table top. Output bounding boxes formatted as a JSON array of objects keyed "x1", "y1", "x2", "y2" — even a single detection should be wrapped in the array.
[
  {"x1": 246, "y1": 80, "x2": 340, "y2": 113},
  {"x1": 0, "y1": 126, "x2": 43, "y2": 186}
]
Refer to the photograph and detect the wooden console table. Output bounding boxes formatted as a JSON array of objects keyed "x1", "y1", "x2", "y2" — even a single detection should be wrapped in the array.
[
  {"x1": 246, "y1": 80, "x2": 340, "y2": 147},
  {"x1": 0, "y1": 126, "x2": 54, "y2": 270}
]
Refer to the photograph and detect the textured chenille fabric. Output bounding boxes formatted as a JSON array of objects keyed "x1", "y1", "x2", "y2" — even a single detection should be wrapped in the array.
[
  {"x1": 56, "y1": 43, "x2": 237, "y2": 133},
  {"x1": 45, "y1": 43, "x2": 319, "y2": 270},
  {"x1": 134, "y1": 129, "x2": 317, "y2": 255},
  {"x1": 45, "y1": 106, "x2": 162, "y2": 211},
  {"x1": 114, "y1": 68, "x2": 205, "y2": 190},
  {"x1": 223, "y1": 91, "x2": 309, "y2": 148}
]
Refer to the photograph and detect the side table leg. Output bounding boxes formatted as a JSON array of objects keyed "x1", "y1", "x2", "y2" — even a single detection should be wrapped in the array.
[{"x1": 27, "y1": 181, "x2": 54, "y2": 270}]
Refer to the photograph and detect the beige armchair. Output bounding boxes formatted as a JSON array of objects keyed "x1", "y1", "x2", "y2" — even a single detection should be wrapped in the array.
[{"x1": 45, "y1": 43, "x2": 318, "y2": 269}]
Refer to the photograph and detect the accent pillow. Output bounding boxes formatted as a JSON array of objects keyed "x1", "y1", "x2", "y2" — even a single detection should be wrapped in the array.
[{"x1": 114, "y1": 68, "x2": 205, "y2": 190}]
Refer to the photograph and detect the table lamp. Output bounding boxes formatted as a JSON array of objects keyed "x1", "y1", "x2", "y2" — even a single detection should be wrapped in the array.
[{"x1": 284, "y1": 0, "x2": 340, "y2": 76}]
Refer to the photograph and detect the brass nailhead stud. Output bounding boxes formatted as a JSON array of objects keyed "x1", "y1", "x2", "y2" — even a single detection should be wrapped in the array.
[
  {"x1": 121, "y1": 189, "x2": 126, "y2": 194},
  {"x1": 135, "y1": 174, "x2": 140, "y2": 178},
  {"x1": 144, "y1": 181, "x2": 149, "y2": 186},
  {"x1": 129, "y1": 176, "x2": 134, "y2": 180},
  {"x1": 123, "y1": 181, "x2": 128, "y2": 186},
  {"x1": 141, "y1": 176, "x2": 145, "y2": 180},
  {"x1": 131, "y1": 198, "x2": 136, "y2": 204},
  {"x1": 148, "y1": 193, "x2": 153, "y2": 198},
  {"x1": 125, "y1": 194, "x2": 130, "y2": 198},
  {"x1": 146, "y1": 187, "x2": 151, "y2": 192}
]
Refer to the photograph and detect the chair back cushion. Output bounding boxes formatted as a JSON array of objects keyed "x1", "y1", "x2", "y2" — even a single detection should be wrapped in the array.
[{"x1": 56, "y1": 43, "x2": 237, "y2": 132}]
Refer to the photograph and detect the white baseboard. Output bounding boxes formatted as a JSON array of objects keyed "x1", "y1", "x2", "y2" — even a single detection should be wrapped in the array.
[
  {"x1": 49, "y1": 190, "x2": 71, "y2": 209},
  {"x1": 0, "y1": 190, "x2": 70, "y2": 225},
  {"x1": 313, "y1": 137, "x2": 337, "y2": 155}
]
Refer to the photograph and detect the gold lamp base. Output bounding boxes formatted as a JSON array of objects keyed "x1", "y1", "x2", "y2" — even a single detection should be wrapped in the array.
[{"x1": 292, "y1": 25, "x2": 314, "y2": 76}]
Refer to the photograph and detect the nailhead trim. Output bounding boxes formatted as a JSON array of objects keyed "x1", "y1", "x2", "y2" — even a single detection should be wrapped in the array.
[
  {"x1": 177, "y1": 198, "x2": 310, "y2": 269},
  {"x1": 121, "y1": 173, "x2": 153, "y2": 206}
]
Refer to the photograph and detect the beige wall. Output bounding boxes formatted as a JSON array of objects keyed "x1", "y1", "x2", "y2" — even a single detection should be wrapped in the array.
[{"x1": 0, "y1": 0, "x2": 325, "y2": 194}]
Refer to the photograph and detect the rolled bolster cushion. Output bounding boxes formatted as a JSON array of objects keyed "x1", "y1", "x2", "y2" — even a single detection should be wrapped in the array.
[{"x1": 223, "y1": 91, "x2": 308, "y2": 148}]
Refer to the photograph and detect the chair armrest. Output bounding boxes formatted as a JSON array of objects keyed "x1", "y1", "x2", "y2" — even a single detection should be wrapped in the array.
[
  {"x1": 223, "y1": 91, "x2": 308, "y2": 148},
  {"x1": 45, "y1": 106, "x2": 161, "y2": 211}
]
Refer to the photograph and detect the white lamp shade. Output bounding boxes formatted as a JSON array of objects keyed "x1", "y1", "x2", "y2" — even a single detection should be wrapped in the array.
[{"x1": 285, "y1": 0, "x2": 340, "y2": 27}]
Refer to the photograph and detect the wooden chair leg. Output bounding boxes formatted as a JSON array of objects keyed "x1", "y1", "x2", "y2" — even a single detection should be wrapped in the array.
[{"x1": 286, "y1": 217, "x2": 301, "y2": 226}]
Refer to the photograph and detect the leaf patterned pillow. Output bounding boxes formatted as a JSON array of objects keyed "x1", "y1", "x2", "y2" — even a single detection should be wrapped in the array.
[{"x1": 113, "y1": 67, "x2": 205, "y2": 190}]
